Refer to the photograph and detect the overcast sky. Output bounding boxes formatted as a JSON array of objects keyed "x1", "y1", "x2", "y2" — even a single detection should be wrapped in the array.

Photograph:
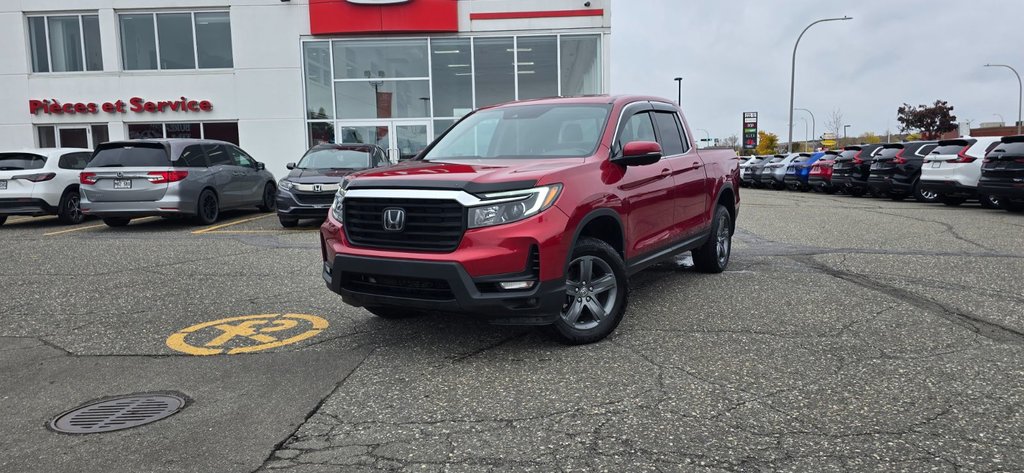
[{"x1": 610, "y1": 0, "x2": 1024, "y2": 143}]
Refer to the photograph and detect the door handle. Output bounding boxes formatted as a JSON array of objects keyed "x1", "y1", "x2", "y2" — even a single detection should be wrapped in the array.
[
  {"x1": 660, "y1": 168, "x2": 671, "y2": 177},
  {"x1": 687, "y1": 161, "x2": 703, "y2": 171}
]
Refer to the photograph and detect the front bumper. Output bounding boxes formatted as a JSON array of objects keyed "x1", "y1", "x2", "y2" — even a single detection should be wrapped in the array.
[
  {"x1": 783, "y1": 174, "x2": 806, "y2": 188},
  {"x1": 277, "y1": 189, "x2": 333, "y2": 219},
  {"x1": 322, "y1": 254, "x2": 564, "y2": 324},
  {"x1": 0, "y1": 198, "x2": 57, "y2": 216}
]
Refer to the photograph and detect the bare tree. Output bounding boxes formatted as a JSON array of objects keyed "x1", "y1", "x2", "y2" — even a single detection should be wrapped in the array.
[
  {"x1": 824, "y1": 108, "x2": 844, "y2": 139},
  {"x1": 720, "y1": 135, "x2": 739, "y2": 149}
]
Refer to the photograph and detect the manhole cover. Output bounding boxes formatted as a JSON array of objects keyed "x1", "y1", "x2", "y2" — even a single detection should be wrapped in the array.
[{"x1": 50, "y1": 393, "x2": 186, "y2": 434}]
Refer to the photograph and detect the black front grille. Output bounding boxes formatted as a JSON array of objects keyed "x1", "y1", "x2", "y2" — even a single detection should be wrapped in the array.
[
  {"x1": 344, "y1": 197, "x2": 465, "y2": 252},
  {"x1": 340, "y1": 272, "x2": 455, "y2": 301},
  {"x1": 293, "y1": 192, "x2": 335, "y2": 206}
]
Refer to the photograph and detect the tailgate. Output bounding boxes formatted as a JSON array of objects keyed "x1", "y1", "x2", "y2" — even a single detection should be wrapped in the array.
[
  {"x1": 0, "y1": 171, "x2": 36, "y2": 197},
  {"x1": 83, "y1": 167, "x2": 171, "y2": 202}
]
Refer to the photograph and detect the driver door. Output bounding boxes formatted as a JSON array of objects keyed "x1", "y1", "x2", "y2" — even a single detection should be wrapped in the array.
[{"x1": 615, "y1": 107, "x2": 679, "y2": 258}]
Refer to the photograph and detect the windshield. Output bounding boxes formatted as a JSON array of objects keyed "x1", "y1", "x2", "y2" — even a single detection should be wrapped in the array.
[
  {"x1": 0, "y1": 153, "x2": 46, "y2": 170},
  {"x1": 89, "y1": 144, "x2": 170, "y2": 168},
  {"x1": 424, "y1": 104, "x2": 611, "y2": 160},
  {"x1": 837, "y1": 150, "x2": 860, "y2": 160},
  {"x1": 877, "y1": 147, "x2": 901, "y2": 159},
  {"x1": 298, "y1": 148, "x2": 378, "y2": 169}
]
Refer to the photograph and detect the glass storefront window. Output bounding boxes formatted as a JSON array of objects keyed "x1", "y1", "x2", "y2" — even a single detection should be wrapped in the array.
[
  {"x1": 157, "y1": 13, "x2": 196, "y2": 69},
  {"x1": 332, "y1": 39, "x2": 428, "y2": 79},
  {"x1": 128, "y1": 123, "x2": 164, "y2": 140},
  {"x1": 516, "y1": 36, "x2": 558, "y2": 100},
  {"x1": 334, "y1": 80, "x2": 430, "y2": 119},
  {"x1": 37, "y1": 126, "x2": 57, "y2": 148},
  {"x1": 120, "y1": 14, "x2": 158, "y2": 70},
  {"x1": 308, "y1": 122, "x2": 335, "y2": 146},
  {"x1": 303, "y1": 42, "x2": 333, "y2": 119},
  {"x1": 560, "y1": 35, "x2": 602, "y2": 97},
  {"x1": 430, "y1": 38, "x2": 472, "y2": 119},
  {"x1": 121, "y1": 12, "x2": 232, "y2": 70},
  {"x1": 195, "y1": 12, "x2": 233, "y2": 68},
  {"x1": 474, "y1": 37, "x2": 515, "y2": 107},
  {"x1": 91, "y1": 124, "x2": 109, "y2": 147}
]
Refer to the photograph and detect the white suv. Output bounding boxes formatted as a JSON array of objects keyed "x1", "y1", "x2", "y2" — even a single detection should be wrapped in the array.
[
  {"x1": 0, "y1": 148, "x2": 93, "y2": 225},
  {"x1": 920, "y1": 137, "x2": 1002, "y2": 207}
]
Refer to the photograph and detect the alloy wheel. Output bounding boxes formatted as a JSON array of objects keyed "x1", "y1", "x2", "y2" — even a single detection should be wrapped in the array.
[
  {"x1": 263, "y1": 185, "x2": 276, "y2": 211},
  {"x1": 715, "y1": 212, "x2": 731, "y2": 267},
  {"x1": 562, "y1": 256, "x2": 618, "y2": 331},
  {"x1": 67, "y1": 193, "x2": 82, "y2": 223},
  {"x1": 202, "y1": 195, "x2": 217, "y2": 221}
]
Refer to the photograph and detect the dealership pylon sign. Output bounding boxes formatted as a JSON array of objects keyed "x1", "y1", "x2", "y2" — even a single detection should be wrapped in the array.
[{"x1": 743, "y1": 112, "x2": 758, "y2": 150}]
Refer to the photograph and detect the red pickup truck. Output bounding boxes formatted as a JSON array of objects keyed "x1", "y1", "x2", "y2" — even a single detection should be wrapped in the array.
[{"x1": 320, "y1": 96, "x2": 739, "y2": 344}]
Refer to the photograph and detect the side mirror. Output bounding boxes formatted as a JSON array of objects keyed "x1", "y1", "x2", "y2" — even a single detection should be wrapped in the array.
[
  {"x1": 256, "y1": 162, "x2": 266, "y2": 171},
  {"x1": 613, "y1": 141, "x2": 662, "y2": 166},
  {"x1": 286, "y1": 162, "x2": 296, "y2": 170}
]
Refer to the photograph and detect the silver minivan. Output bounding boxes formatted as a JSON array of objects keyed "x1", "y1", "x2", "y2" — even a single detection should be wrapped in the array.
[{"x1": 80, "y1": 139, "x2": 277, "y2": 226}]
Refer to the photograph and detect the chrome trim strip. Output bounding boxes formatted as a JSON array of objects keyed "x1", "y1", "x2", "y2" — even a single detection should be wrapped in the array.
[
  {"x1": 292, "y1": 183, "x2": 340, "y2": 193},
  {"x1": 343, "y1": 188, "x2": 525, "y2": 207}
]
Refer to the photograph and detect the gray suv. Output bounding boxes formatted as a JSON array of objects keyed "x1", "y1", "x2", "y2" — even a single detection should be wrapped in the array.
[{"x1": 80, "y1": 139, "x2": 276, "y2": 226}]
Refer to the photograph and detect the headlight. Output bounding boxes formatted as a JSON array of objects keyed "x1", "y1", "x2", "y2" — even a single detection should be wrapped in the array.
[
  {"x1": 331, "y1": 189, "x2": 345, "y2": 222},
  {"x1": 468, "y1": 184, "x2": 562, "y2": 229},
  {"x1": 278, "y1": 179, "x2": 293, "y2": 191}
]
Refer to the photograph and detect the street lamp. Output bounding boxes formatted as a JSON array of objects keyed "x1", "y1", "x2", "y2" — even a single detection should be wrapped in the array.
[
  {"x1": 673, "y1": 77, "x2": 683, "y2": 105},
  {"x1": 799, "y1": 117, "x2": 809, "y2": 151},
  {"x1": 694, "y1": 128, "x2": 711, "y2": 148},
  {"x1": 843, "y1": 124, "x2": 851, "y2": 144},
  {"x1": 795, "y1": 108, "x2": 816, "y2": 143},
  {"x1": 788, "y1": 16, "x2": 853, "y2": 153},
  {"x1": 984, "y1": 64, "x2": 1022, "y2": 134}
]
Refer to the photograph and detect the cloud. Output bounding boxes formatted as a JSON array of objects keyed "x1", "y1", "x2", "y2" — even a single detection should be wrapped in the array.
[{"x1": 611, "y1": 0, "x2": 1024, "y2": 141}]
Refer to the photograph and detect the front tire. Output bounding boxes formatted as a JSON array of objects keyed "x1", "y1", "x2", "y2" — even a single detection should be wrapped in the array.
[
  {"x1": 258, "y1": 183, "x2": 277, "y2": 212},
  {"x1": 103, "y1": 217, "x2": 131, "y2": 227},
  {"x1": 57, "y1": 189, "x2": 84, "y2": 224},
  {"x1": 194, "y1": 189, "x2": 220, "y2": 225},
  {"x1": 551, "y1": 237, "x2": 628, "y2": 345},
  {"x1": 279, "y1": 216, "x2": 298, "y2": 228},
  {"x1": 692, "y1": 204, "x2": 733, "y2": 274}
]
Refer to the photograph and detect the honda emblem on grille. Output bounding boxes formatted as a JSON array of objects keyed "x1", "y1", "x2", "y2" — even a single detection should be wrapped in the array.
[
  {"x1": 116, "y1": 172, "x2": 124, "y2": 178},
  {"x1": 382, "y1": 207, "x2": 405, "y2": 232},
  {"x1": 313, "y1": 184, "x2": 322, "y2": 192}
]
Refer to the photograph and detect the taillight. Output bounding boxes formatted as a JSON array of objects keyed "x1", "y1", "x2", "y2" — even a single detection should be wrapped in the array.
[
  {"x1": 953, "y1": 145, "x2": 975, "y2": 163},
  {"x1": 14, "y1": 172, "x2": 56, "y2": 182},
  {"x1": 893, "y1": 149, "x2": 907, "y2": 165},
  {"x1": 80, "y1": 172, "x2": 98, "y2": 185},
  {"x1": 852, "y1": 151, "x2": 864, "y2": 165},
  {"x1": 146, "y1": 171, "x2": 189, "y2": 184}
]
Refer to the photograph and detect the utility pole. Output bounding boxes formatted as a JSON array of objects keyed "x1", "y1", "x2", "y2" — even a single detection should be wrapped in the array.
[
  {"x1": 795, "y1": 108, "x2": 815, "y2": 144},
  {"x1": 984, "y1": 64, "x2": 1022, "y2": 135},
  {"x1": 674, "y1": 77, "x2": 683, "y2": 105},
  {"x1": 787, "y1": 16, "x2": 853, "y2": 153}
]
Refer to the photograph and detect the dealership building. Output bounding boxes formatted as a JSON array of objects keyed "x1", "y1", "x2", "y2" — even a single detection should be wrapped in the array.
[{"x1": 0, "y1": 0, "x2": 610, "y2": 176}]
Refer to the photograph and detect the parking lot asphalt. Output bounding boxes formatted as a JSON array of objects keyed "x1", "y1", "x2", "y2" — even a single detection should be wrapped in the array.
[{"x1": 1, "y1": 189, "x2": 1023, "y2": 472}]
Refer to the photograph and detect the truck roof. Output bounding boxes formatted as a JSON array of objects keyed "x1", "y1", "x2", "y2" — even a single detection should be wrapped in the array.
[{"x1": 478, "y1": 95, "x2": 677, "y2": 111}]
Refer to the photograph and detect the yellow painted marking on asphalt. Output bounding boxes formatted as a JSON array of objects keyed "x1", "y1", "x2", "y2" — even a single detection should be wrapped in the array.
[
  {"x1": 6, "y1": 216, "x2": 55, "y2": 224},
  {"x1": 42, "y1": 217, "x2": 157, "y2": 236},
  {"x1": 191, "y1": 213, "x2": 274, "y2": 235},
  {"x1": 165, "y1": 313, "x2": 329, "y2": 355}
]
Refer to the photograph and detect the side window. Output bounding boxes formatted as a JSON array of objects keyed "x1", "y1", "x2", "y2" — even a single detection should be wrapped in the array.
[
  {"x1": 228, "y1": 146, "x2": 256, "y2": 167},
  {"x1": 58, "y1": 152, "x2": 92, "y2": 170},
  {"x1": 205, "y1": 144, "x2": 232, "y2": 166},
  {"x1": 178, "y1": 145, "x2": 209, "y2": 167},
  {"x1": 619, "y1": 112, "x2": 657, "y2": 148},
  {"x1": 653, "y1": 112, "x2": 685, "y2": 155}
]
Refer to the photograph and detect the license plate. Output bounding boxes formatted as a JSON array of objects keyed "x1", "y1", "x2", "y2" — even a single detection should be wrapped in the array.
[
  {"x1": 113, "y1": 179, "x2": 132, "y2": 189},
  {"x1": 931, "y1": 162, "x2": 941, "y2": 168},
  {"x1": 0, "y1": 180, "x2": 6, "y2": 190}
]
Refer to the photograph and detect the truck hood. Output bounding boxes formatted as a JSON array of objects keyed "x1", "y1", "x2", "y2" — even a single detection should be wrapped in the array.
[
  {"x1": 345, "y1": 158, "x2": 585, "y2": 194},
  {"x1": 284, "y1": 167, "x2": 361, "y2": 184}
]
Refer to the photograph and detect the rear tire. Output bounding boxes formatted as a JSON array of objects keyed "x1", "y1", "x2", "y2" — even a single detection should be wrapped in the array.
[
  {"x1": 913, "y1": 179, "x2": 940, "y2": 203},
  {"x1": 824, "y1": 187, "x2": 838, "y2": 195},
  {"x1": 258, "y1": 183, "x2": 277, "y2": 212},
  {"x1": 103, "y1": 217, "x2": 131, "y2": 227},
  {"x1": 940, "y1": 196, "x2": 966, "y2": 207},
  {"x1": 194, "y1": 189, "x2": 220, "y2": 225},
  {"x1": 550, "y1": 237, "x2": 628, "y2": 345},
  {"x1": 980, "y1": 194, "x2": 1001, "y2": 210},
  {"x1": 366, "y1": 306, "x2": 426, "y2": 319},
  {"x1": 692, "y1": 204, "x2": 733, "y2": 274},
  {"x1": 279, "y1": 216, "x2": 298, "y2": 228},
  {"x1": 0, "y1": 216, "x2": 7, "y2": 226},
  {"x1": 57, "y1": 189, "x2": 84, "y2": 225}
]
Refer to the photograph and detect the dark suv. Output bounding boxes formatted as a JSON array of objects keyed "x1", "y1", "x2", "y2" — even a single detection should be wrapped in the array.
[
  {"x1": 866, "y1": 141, "x2": 938, "y2": 202},
  {"x1": 276, "y1": 144, "x2": 389, "y2": 227},
  {"x1": 978, "y1": 135, "x2": 1024, "y2": 213},
  {"x1": 831, "y1": 144, "x2": 883, "y2": 196}
]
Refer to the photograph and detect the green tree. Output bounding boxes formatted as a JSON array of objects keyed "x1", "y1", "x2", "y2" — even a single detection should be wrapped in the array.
[
  {"x1": 859, "y1": 132, "x2": 882, "y2": 144},
  {"x1": 897, "y1": 100, "x2": 958, "y2": 139},
  {"x1": 755, "y1": 131, "x2": 778, "y2": 155}
]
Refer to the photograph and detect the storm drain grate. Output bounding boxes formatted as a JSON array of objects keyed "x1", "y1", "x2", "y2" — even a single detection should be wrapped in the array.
[{"x1": 50, "y1": 393, "x2": 186, "y2": 434}]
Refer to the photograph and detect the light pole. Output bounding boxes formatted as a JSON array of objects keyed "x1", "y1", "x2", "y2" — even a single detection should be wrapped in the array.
[
  {"x1": 695, "y1": 128, "x2": 711, "y2": 148},
  {"x1": 994, "y1": 113, "x2": 1006, "y2": 124},
  {"x1": 795, "y1": 108, "x2": 815, "y2": 143},
  {"x1": 788, "y1": 16, "x2": 853, "y2": 153},
  {"x1": 674, "y1": 77, "x2": 683, "y2": 105},
  {"x1": 984, "y1": 64, "x2": 1022, "y2": 135},
  {"x1": 843, "y1": 124, "x2": 851, "y2": 145}
]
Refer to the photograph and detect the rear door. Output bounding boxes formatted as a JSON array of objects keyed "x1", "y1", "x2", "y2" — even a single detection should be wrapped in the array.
[
  {"x1": 204, "y1": 144, "x2": 241, "y2": 207},
  {"x1": 653, "y1": 108, "x2": 706, "y2": 237},
  {"x1": 83, "y1": 143, "x2": 172, "y2": 202}
]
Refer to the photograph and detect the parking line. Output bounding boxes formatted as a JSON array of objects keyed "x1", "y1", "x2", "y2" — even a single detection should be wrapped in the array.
[
  {"x1": 192, "y1": 214, "x2": 274, "y2": 235},
  {"x1": 42, "y1": 217, "x2": 158, "y2": 236}
]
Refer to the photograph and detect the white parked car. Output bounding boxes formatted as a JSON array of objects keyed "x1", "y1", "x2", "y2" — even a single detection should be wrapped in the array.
[
  {"x1": 920, "y1": 137, "x2": 1002, "y2": 207},
  {"x1": 0, "y1": 148, "x2": 93, "y2": 225}
]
